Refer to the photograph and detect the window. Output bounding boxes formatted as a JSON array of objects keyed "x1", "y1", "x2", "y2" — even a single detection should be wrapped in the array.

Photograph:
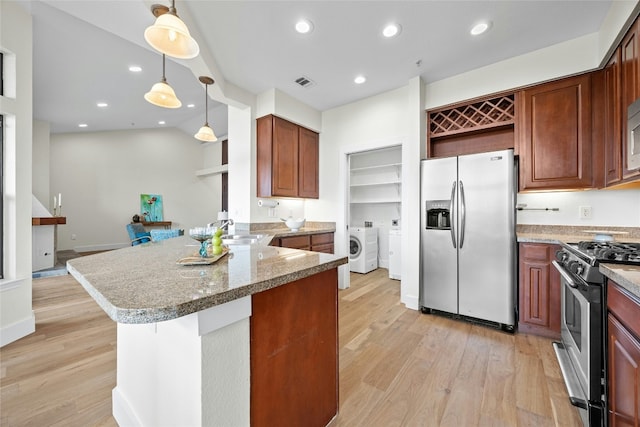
[
  {"x1": 1, "y1": 51, "x2": 4, "y2": 279},
  {"x1": 1, "y1": 114, "x2": 4, "y2": 279}
]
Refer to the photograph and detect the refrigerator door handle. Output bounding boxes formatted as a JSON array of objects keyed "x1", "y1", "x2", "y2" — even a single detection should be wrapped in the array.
[
  {"x1": 459, "y1": 180, "x2": 466, "y2": 248},
  {"x1": 449, "y1": 181, "x2": 457, "y2": 248}
]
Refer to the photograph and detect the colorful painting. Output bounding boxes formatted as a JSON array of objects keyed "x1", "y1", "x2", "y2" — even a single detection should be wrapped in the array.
[{"x1": 140, "y1": 194, "x2": 163, "y2": 222}]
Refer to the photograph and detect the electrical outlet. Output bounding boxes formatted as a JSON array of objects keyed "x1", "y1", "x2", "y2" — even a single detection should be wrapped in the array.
[
  {"x1": 71, "y1": 234, "x2": 77, "y2": 240},
  {"x1": 579, "y1": 206, "x2": 592, "y2": 220}
]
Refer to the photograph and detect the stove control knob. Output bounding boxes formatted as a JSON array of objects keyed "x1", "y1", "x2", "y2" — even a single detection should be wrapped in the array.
[
  {"x1": 555, "y1": 250, "x2": 568, "y2": 262},
  {"x1": 568, "y1": 261, "x2": 583, "y2": 275}
]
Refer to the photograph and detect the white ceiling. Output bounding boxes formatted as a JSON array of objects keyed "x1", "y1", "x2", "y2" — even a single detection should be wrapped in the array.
[{"x1": 20, "y1": 0, "x2": 618, "y2": 135}]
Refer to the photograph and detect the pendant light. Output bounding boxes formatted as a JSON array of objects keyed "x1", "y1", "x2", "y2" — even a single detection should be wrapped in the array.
[
  {"x1": 144, "y1": 54, "x2": 182, "y2": 108},
  {"x1": 194, "y1": 76, "x2": 218, "y2": 142},
  {"x1": 144, "y1": 1, "x2": 199, "y2": 59}
]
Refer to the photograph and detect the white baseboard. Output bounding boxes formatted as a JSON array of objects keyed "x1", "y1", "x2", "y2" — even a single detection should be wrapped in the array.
[
  {"x1": 1, "y1": 311, "x2": 35, "y2": 347},
  {"x1": 402, "y1": 294, "x2": 419, "y2": 311},
  {"x1": 113, "y1": 387, "x2": 142, "y2": 427},
  {"x1": 73, "y1": 243, "x2": 127, "y2": 253}
]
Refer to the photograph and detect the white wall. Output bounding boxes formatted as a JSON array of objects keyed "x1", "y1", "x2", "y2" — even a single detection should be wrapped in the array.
[
  {"x1": 50, "y1": 128, "x2": 222, "y2": 251},
  {"x1": 32, "y1": 120, "x2": 51, "y2": 208},
  {"x1": 517, "y1": 189, "x2": 640, "y2": 226},
  {"x1": 0, "y1": 1, "x2": 35, "y2": 347}
]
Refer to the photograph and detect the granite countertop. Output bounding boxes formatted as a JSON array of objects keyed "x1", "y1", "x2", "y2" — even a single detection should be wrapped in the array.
[
  {"x1": 600, "y1": 264, "x2": 640, "y2": 300},
  {"x1": 67, "y1": 236, "x2": 347, "y2": 325},
  {"x1": 249, "y1": 221, "x2": 335, "y2": 239}
]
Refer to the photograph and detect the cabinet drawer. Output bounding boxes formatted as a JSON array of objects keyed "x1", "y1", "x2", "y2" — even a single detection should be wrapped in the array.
[
  {"x1": 311, "y1": 243, "x2": 334, "y2": 254},
  {"x1": 279, "y1": 235, "x2": 311, "y2": 250},
  {"x1": 311, "y1": 233, "x2": 334, "y2": 245},
  {"x1": 608, "y1": 280, "x2": 640, "y2": 340},
  {"x1": 520, "y1": 242, "x2": 556, "y2": 261}
]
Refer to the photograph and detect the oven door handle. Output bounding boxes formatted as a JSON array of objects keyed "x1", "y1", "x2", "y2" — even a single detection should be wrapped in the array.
[{"x1": 552, "y1": 261, "x2": 579, "y2": 288}]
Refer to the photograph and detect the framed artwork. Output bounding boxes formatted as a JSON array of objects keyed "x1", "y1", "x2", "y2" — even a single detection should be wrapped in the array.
[{"x1": 140, "y1": 194, "x2": 163, "y2": 222}]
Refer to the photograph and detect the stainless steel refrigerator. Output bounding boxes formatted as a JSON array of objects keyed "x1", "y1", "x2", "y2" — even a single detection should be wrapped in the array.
[{"x1": 420, "y1": 149, "x2": 516, "y2": 329}]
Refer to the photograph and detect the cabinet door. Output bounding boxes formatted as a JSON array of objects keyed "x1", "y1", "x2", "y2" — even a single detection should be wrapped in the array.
[
  {"x1": 518, "y1": 243, "x2": 561, "y2": 338},
  {"x1": 519, "y1": 74, "x2": 594, "y2": 190},
  {"x1": 621, "y1": 18, "x2": 640, "y2": 181},
  {"x1": 298, "y1": 127, "x2": 319, "y2": 199},
  {"x1": 605, "y1": 49, "x2": 623, "y2": 186},
  {"x1": 608, "y1": 314, "x2": 640, "y2": 426},
  {"x1": 272, "y1": 117, "x2": 300, "y2": 197}
]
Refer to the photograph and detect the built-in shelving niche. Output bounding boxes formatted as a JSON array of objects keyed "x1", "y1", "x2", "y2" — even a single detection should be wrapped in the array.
[{"x1": 427, "y1": 93, "x2": 516, "y2": 158}]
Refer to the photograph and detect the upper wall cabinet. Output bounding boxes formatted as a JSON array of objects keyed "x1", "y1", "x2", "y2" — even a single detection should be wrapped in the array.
[
  {"x1": 518, "y1": 74, "x2": 595, "y2": 191},
  {"x1": 257, "y1": 115, "x2": 319, "y2": 199},
  {"x1": 604, "y1": 48, "x2": 623, "y2": 186},
  {"x1": 621, "y1": 17, "x2": 640, "y2": 182}
]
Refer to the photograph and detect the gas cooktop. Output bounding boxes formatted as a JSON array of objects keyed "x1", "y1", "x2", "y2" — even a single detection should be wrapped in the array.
[{"x1": 566, "y1": 241, "x2": 640, "y2": 266}]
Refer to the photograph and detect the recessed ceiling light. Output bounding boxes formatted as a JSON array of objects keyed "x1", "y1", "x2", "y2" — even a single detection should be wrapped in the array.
[
  {"x1": 129, "y1": 65, "x2": 142, "y2": 72},
  {"x1": 295, "y1": 19, "x2": 314, "y2": 34},
  {"x1": 187, "y1": 103, "x2": 195, "y2": 108},
  {"x1": 470, "y1": 21, "x2": 491, "y2": 36},
  {"x1": 97, "y1": 102, "x2": 108, "y2": 108},
  {"x1": 382, "y1": 23, "x2": 401, "y2": 38},
  {"x1": 354, "y1": 75, "x2": 366, "y2": 84},
  {"x1": 78, "y1": 123, "x2": 88, "y2": 128},
  {"x1": 158, "y1": 120, "x2": 166, "y2": 125}
]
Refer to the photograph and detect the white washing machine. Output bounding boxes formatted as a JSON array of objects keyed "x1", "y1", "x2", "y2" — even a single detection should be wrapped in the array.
[{"x1": 349, "y1": 227, "x2": 378, "y2": 274}]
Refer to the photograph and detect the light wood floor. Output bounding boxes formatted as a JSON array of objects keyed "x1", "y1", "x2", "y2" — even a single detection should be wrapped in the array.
[{"x1": 1, "y1": 269, "x2": 581, "y2": 426}]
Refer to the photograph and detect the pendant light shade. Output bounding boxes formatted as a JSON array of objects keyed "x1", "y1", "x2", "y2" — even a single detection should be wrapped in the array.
[
  {"x1": 195, "y1": 124, "x2": 217, "y2": 142},
  {"x1": 145, "y1": 54, "x2": 182, "y2": 108},
  {"x1": 194, "y1": 76, "x2": 218, "y2": 142},
  {"x1": 144, "y1": 1, "x2": 199, "y2": 59}
]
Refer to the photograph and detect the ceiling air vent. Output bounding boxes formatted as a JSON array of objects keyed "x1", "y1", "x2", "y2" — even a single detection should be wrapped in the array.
[{"x1": 295, "y1": 76, "x2": 315, "y2": 88}]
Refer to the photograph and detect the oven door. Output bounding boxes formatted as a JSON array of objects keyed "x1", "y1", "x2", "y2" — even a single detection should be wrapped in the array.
[{"x1": 552, "y1": 261, "x2": 591, "y2": 412}]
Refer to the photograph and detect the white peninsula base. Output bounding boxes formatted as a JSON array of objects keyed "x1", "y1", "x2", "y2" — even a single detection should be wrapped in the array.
[{"x1": 111, "y1": 296, "x2": 251, "y2": 427}]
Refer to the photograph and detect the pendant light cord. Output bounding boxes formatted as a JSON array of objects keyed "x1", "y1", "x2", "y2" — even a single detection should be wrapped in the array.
[
  {"x1": 161, "y1": 53, "x2": 167, "y2": 83},
  {"x1": 204, "y1": 83, "x2": 209, "y2": 126}
]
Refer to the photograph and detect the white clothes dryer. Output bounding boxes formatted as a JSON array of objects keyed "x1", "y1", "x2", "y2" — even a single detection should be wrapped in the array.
[{"x1": 349, "y1": 227, "x2": 378, "y2": 274}]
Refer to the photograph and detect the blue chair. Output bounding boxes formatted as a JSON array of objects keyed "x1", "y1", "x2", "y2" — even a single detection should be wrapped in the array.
[
  {"x1": 150, "y1": 228, "x2": 184, "y2": 241},
  {"x1": 126, "y1": 223, "x2": 152, "y2": 246}
]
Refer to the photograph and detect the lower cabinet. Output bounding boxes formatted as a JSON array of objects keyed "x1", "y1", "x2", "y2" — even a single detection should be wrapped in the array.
[
  {"x1": 251, "y1": 268, "x2": 338, "y2": 427},
  {"x1": 607, "y1": 280, "x2": 640, "y2": 427},
  {"x1": 272, "y1": 232, "x2": 334, "y2": 254},
  {"x1": 518, "y1": 243, "x2": 561, "y2": 338}
]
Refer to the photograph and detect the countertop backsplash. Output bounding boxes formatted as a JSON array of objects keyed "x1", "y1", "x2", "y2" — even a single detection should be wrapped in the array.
[{"x1": 516, "y1": 188, "x2": 640, "y2": 227}]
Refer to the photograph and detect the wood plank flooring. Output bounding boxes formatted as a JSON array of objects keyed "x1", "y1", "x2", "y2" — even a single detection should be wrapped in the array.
[{"x1": 1, "y1": 269, "x2": 581, "y2": 426}]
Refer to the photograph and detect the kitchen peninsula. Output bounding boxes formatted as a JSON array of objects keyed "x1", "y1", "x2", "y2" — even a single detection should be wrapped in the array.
[{"x1": 67, "y1": 236, "x2": 347, "y2": 427}]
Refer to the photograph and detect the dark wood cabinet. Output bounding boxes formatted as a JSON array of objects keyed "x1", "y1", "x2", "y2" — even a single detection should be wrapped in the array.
[
  {"x1": 298, "y1": 126, "x2": 319, "y2": 198},
  {"x1": 621, "y1": 17, "x2": 640, "y2": 181},
  {"x1": 272, "y1": 232, "x2": 334, "y2": 254},
  {"x1": 607, "y1": 280, "x2": 640, "y2": 426},
  {"x1": 276, "y1": 234, "x2": 311, "y2": 250},
  {"x1": 311, "y1": 232, "x2": 334, "y2": 254},
  {"x1": 604, "y1": 49, "x2": 623, "y2": 186},
  {"x1": 257, "y1": 115, "x2": 319, "y2": 199},
  {"x1": 251, "y1": 268, "x2": 338, "y2": 427},
  {"x1": 519, "y1": 74, "x2": 595, "y2": 191},
  {"x1": 518, "y1": 243, "x2": 561, "y2": 338}
]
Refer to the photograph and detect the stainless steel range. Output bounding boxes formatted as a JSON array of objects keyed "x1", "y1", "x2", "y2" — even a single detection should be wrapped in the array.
[{"x1": 553, "y1": 241, "x2": 640, "y2": 427}]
